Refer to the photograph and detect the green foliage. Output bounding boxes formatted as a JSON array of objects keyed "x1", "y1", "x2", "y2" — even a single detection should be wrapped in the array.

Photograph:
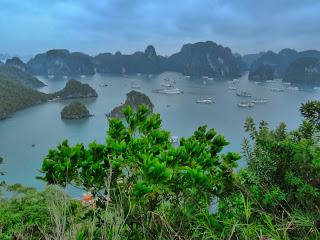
[
  {"x1": 2, "y1": 102, "x2": 320, "y2": 239},
  {"x1": 300, "y1": 100, "x2": 320, "y2": 130},
  {"x1": 39, "y1": 104, "x2": 240, "y2": 238}
]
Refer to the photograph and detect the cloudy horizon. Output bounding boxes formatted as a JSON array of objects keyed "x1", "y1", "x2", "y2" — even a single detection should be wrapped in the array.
[{"x1": 1, "y1": 0, "x2": 320, "y2": 57}]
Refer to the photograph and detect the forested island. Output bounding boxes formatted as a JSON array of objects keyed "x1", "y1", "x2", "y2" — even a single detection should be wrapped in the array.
[
  {"x1": 107, "y1": 90, "x2": 154, "y2": 118},
  {"x1": 61, "y1": 101, "x2": 92, "y2": 119},
  {"x1": 0, "y1": 71, "x2": 97, "y2": 120}
]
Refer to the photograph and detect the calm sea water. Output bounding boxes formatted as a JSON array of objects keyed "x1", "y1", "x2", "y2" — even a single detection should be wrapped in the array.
[{"x1": 0, "y1": 72, "x2": 319, "y2": 192}]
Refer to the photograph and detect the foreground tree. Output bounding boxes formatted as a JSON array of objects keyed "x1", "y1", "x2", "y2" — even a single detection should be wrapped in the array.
[{"x1": 39, "y1": 105, "x2": 240, "y2": 238}]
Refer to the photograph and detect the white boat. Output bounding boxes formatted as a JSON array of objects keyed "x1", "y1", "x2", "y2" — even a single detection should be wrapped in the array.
[
  {"x1": 161, "y1": 83, "x2": 174, "y2": 87},
  {"x1": 196, "y1": 98, "x2": 214, "y2": 104},
  {"x1": 236, "y1": 91, "x2": 252, "y2": 97},
  {"x1": 48, "y1": 74, "x2": 55, "y2": 79},
  {"x1": 270, "y1": 87, "x2": 285, "y2": 92},
  {"x1": 287, "y1": 86, "x2": 299, "y2": 91},
  {"x1": 266, "y1": 80, "x2": 277, "y2": 83},
  {"x1": 207, "y1": 77, "x2": 214, "y2": 81},
  {"x1": 80, "y1": 75, "x2": 87, "y2": 78},
  {"x1": 131, "y1": 81, "x2": 141, "y2": 89},
  {"x1": 228, "y1": 86, "x2": 237, "y2": 90},
  {"x1": 63, "y1": 75, "x2": 68, "y2": 79},
  {"x1": 250, "y1": 98, "x2": 269, "y2": 104},
  {"x1": 171, "y1": 136, "x2": 179, "y2": 143},
  {"x1": 185, "y1": 75, "x2": 191, "y2": 79},
  {"x1": 238, "y1": 102, "x2": 255, "y2": 108},
  {"x1": 282, "y1": 82, "x2": 291, "y2": 86},
  {"x1": 202, "y1": 76, "x2": 209, "y2": 79},
  {"x1": 160, "y1": 88, "x2": 183, "y2": 94}
]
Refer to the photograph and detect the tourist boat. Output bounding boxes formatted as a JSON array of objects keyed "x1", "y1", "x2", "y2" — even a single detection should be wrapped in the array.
[
  {"x1": 161, "y1": 83, "x2": 174, "y2": 87},
  {"x1": 238, "y1": 102, "x2": 255, "y2": 108},
  {"x1": 250, "y1": 98, "x2": 269, "y2": 104},
  {"x1": 266, "y1": 80, "x2": 277, "y2": 83},
  {"x1": 282, "y1": 82, "x2": 291, "y2": 86},
  {"x1": 80, "y1": 75, "x2": 87, "y2": 78},
  {"x1": 160, "y1": 87, "x2": 183, "y2": 94},
  {"x1": 270, "y1": 87, "x2": 285, "y2": 92},
  {"x1": 228, "y1": 86, "x2": 237, "y2": 90},
  {"x1": 207, "y1": 77, "x2": 214, "y2": 81},
  {"x1": 287, "y1": 86, "x2": 299, "y2": 91},
  {"x1": 236, "y1": 91, "x2": 252, "y2": 97},
  {"x1": 48, "y1": 74, "x2": 55, "y2": 79},
  {"x1": 196, "y1": 98, "x2": 214, "y2": 104},
  {"x1": 184, "y1": 75, "x2": 191, "y2": 79},
  {"x1": 131, "y1": 81, "x2": 141, "y2": 89}
]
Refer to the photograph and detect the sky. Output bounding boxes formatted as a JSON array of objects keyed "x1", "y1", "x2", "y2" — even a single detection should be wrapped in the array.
[{"x1": 0, "y1": 0, "x2": 320, "y2": 57}]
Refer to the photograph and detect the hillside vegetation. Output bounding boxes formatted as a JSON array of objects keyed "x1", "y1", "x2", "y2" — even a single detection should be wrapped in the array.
[{"x1": 0, "y1": 76, "x2": 48, "y2": 119}]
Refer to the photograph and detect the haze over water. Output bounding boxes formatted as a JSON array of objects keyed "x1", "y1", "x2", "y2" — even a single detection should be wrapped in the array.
[{"x1": 0, "y1": 72, "x2": 319, "y2": 190}]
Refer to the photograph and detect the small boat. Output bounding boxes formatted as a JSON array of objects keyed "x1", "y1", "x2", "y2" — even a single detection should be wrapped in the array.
[
  {"x1": 80, "y1": 75, "x2": 87, "y2": 78},
  {"x1": 270, "y1": 87, "x2": 285, "y2": 92},
  {"x1": 266, "y1": 80, "x2": 277, "y2": 83},
  {"x1": 184, "y1": 75, "x2": 191, "y2": 79},
  {"x1": 228, "y1": 86, "x2": 237, "y2": 90},
  {"x1": 287, "y1": 86, "x2": 299, "y2": 91},
  {"x1": 170, "y1": 136, "x2": 179, "y2": 143},
  {"x1": 31, "y1": 144, "x2": 35, "y2": 147},
  {"x1": 196, "y1": 98, "x2": 214, "y2": 104},
  {"x1": 48, "y1": 74, "x2": 55, "y2": 79},
  {"x1": 250, "y1": 98, "x2": 269, "y2": 104},
  {"x1": 282, "y1": 82, "x2": 291, "y2": 86},
  {"x1": 63, "y1": 75, "x2": 68, "y2": 79},
  {"x1": 148, "y1": 74, "x2": 153, "y2": 78},
  {"x1": 236, "y1": 91, "x2": 252, "y2": 97},
  {"x1": 207, "y1": 77, "x2": 214, "y2": 81},
  {"x1": 202, "y1": 76, "x2": 209, "y2": 79},
  {"x1": 160, "y1": 88, "x2": 183, "y2": 94},
  {"x1": 238, "y1": 102, "x2": 255, "y2": 108},
  {"x1": 314, "y1": 87, "x2": 320, "y2": 91},
  {"x1": 161, "y1": 83, "x2": 174, "y2": 88},
  {"x1": 131, "y1": 81, "x2": 141, "y2": 89}
]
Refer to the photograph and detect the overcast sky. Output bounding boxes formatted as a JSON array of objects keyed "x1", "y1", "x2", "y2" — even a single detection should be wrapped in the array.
[{"x1": 1, "y1": 0, "x2": 320, "y2": 56}]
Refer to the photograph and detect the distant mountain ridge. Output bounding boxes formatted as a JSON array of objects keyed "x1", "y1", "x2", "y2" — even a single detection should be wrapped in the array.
[{"x1": 23, "y1": 41, "x2": 243, "y2": 79}]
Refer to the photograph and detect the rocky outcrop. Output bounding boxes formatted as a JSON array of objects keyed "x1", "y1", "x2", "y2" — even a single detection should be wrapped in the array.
[
  {"x1": 242, "y1": 52, "x2": 265, "y2": 69},
  {"x1": 0, "y1": 66, "x2": 46, "y2": 88},
  {"x1": 108, "y1": 90, "x2": 154, "y2": 118},
  {"x1": 5, "y1": 57, "x2": 27, "y2": 72},
  {"x1": 27, "y1": 49, "x2": 94, "y2": 76},
  {"x1": 164, "y1": 41, "x2": 242, "y2": 78},
  {"x1": 248, "y1": 64, "x2": 276, "y2": 81},
  {"x1": 249, "y1": 49, "x2": 320, "y2": 79},
  {"x1": 61, "y1": 101, "x2": 92, "y2": 119},
  {"x1": 283, "y1": 57, "x2": 320, "y2": 84},
  {"x1": 50, "y1": 79, "x2": 98, "y2": 99}
]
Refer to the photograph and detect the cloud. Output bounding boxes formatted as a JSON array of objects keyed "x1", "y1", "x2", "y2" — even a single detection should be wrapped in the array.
[{"x1": 0, "y1": 0, "x2": 319, "y2": 56}]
